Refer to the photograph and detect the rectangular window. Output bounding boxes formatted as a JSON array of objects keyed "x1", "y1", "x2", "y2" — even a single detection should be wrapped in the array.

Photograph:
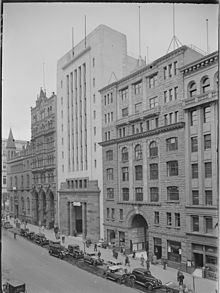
[
  {"x1": 104, "y1": 95, "x2": 106, "y2": 105},
  {"x1": 106, "y1": 150, "x2": 113, "y2": 161},
  {"x1": 107, "y1": 188, "x2": 114, "y2": 200},
  {"x1": 106, "y1": 168, "x2": 113, "y2": 180},
  {"x1": 122, "y1": 188, "x2": 129, "y2": 201},
  {"x1": 111, "y1": 208, "x2": 115, "y2": 219},
  {"x1": 174, "y1": 111, "x2": 179, "y2": 123},
  {"x1": 154, "y1": 212, "x2": 159, "y2": 224},
  {"x1": 191, "y1": 136, "x2": 198, "y2": 152},
  {"x1": 168, "y1": 64, "x2": 172, "y2": 77},
  {"x1": 191, "y1": 110, "x2": 198, "y2": 126},
  {"x1": 164, "y1": 91, "x2": 167, "y2": 103},
  {"x1": 92, "y1": 57, "x2": 95, "y2": 67},
  {"x1": 167, "y1": 212, "x2": 172, "y2": 226},
  {"x1": 135, "y1": 165, "x2": 143, "y2": 180},
  {"x1": 94, "y1": 127, "x2": 96, "y2": 136},
  {"x1": 149, "y1": 73, "x2": 158, "y2": 88},
  {"x1": 110, "y1": 92, "x2": 113, "y2": 103},
  {"x1": 107, "y1": 208, "x2": 110, "y2": 219},
  {"x1": 166, "y1": 137, "x2": 178, "y2": 151},
  {"x1": 93, "y1": 94, "x2": 95, "y2": 103},
  {"x1": 163, "y1": 66, "x2": 167, "y2": 79},
  {"x1": 3, "y1": 176, "x2": 6, "y2": 185},
  {"x1": 174, "y1": 87, "x2": 178, "y2": 99},
  {"x1": 133, "y1": 81, "x2": 142, "y2": 95},
  {"x1": 135, "y1": 187, "x2": 143, "y2": 201},
  {"x1": 119, "y1": 209, "x2": 123, "y2": 221},
  {"x1": 135, "y1": 102, "x2": 142, "y2": 113},
  {"x1": 174, "y1": 61, "x2": 178, "y2": 75},
  {"x1": 169, "y1": 112, "x2": 173, "y2": 124},
  {"x1": 167, "y1": 161, "x2": 178, "y2": 176},
  {"x1": 192, "y1": 216, "x2": 199, "y2": 232},
  {"x1": 204, "y1": 106, "x2": 211, "y2": 123},
  {"x1": 120, "y1": 87, "x2": 128, "y2": 100},
  {"x1": 169, "y1": 89, "x2": 173, "y2": 101},
  {"x1": 149, "y1": 96, "x2": 158, "y2": 109},
  {"x1": 204, "y1": 134, "x2": 211, "y2": 150},
  {"x1": 111, "y1": 112, "x2": 113, "y2": 122},
  {"x1": 192, "y1": 190, "x2": 199, "y2": 205},
  {"x1": 167, "y1": 186, "x2": 179, "y2": 201},
  {"x1": 122, "y1": 107, "x2": 128, "y2": 117},
  {"x1": 205, "y1": 162, "x2": 212, "y2": 178},
  {"x1": 175, "y1": 213, "x2": 180, "y2": 227},
  {"x1": 205, "y1": 190, "x2": 212, "y2": 205},
  {"x1": 93, "y1": 78, "x2": 95, "y2": 87},
  {"x1": 164, "y1": 114, "x2": 168, "y2": 126},
  {"x1": 150, "y1": 164, "x2": 158, "y2": 180},
  {"x1": 150, "y1": 187, "x2": 159, "y2": 202},
  {"x1": 122, "y1": 167, "x2": 129, "y2": 181},
  {"x1": 205, "y1": 217, "x2": 213, "y2": 233},
  {"x1": 93, "y1": 110, "x2": 96, "y2": 119},
  {"x1": 192, "y1": 163, "x2": 198, "y2": 179},
  {"x1": 104, "y1": 114, "x2": 107, "y2": 124}
]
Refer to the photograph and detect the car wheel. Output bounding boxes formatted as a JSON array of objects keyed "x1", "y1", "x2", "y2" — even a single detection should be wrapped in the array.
[
  {"x1": 148, "y1": 284, "x2": 153, "y2": 291},
  {"x1": 129, "y1": 277, "x2": 135, "y2": 288}
]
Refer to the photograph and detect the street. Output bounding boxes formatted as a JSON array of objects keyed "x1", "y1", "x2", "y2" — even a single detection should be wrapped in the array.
[{"x1": 2, "y1": 229, "x2": 138, "y2": 293}]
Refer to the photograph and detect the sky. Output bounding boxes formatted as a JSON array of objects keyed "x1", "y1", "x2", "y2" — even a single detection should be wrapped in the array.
[{"x1": 2, "y1": 2, "x2": 218, "y2": 141}]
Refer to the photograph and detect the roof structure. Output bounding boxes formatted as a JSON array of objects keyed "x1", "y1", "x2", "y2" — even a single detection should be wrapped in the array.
[{"x1": 6, "y1": 128, "x2": 16, "y2": 149}]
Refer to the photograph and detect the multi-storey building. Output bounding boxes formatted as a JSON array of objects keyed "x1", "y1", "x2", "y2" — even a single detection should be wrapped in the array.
[
  {"x1": 57, "y1": 24, "x2": 140, "y2": 240},
  {"x1": 31, "y1": 89, "x2": 57, "y2": 228},
  {"x1": 181, "y1": 52, "x2": 218, "y2": 271},
  {"x1": 2, "y1": 130, "x2": 27, "y2": 212},
  {"x1": 100, "y1": 45, "x2": 203, "y2": 270}
]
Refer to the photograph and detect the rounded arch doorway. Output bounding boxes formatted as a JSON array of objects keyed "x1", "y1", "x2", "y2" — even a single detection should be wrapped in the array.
[{"x1": 128, "y1": 213, "x2": 148, "y2": 253}]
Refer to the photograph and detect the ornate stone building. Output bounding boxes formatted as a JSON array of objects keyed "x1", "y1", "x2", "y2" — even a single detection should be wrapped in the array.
[
  {"x1": 100, "y1": 45, "x2": 203, "y2": 271},
  {"x1": 31, "y1": 89, "x2": 57, "y2": 228}
]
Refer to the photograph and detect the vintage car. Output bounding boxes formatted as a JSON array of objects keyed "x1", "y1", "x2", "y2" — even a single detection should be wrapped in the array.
[
  {"x1": 3, "y1": 221, "x2": 13, "y2": 229},
  {"x1": 97, "y1": 239, "x2": 108, "y2": 249},
  {"x1": 2, "y1": 279, "x2": 26, "y2": 293},
  {"x1": 83, "y1": 252, "x2": 104, "y2": 266},
  {"x1": 67, "y1": 244, "x2": 84, "y2": 259},
  {"x1": 103, "y1": 265, "x2": 135, "y2": 285},
  {"x1": 107, "y1": 260, "x2": 122, "y2": 266},
  {"x1": 33, "y1": 233, "x2": 49, "y2": 246},
  {"x1": 48, "y1": 243, "x2": 68, "y2": 259},
  {"x1": 20, "y1": 228, "x2": 29, "y2": 237},
  {"x1": 132, "y1": 268, "x2": 162, "y2": 291},
  {"x1": 162, "y1": 281, "x2": 193, "y2": 293},
  {"x1": 26, "y1": 231, "x2": 36, "y2": 241}
]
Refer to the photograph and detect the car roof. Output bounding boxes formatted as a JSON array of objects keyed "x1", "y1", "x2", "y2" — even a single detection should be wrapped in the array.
[
  {"x1": 108, "y1": 260, "x2": 122, "y2": 264},
  {"x1": 109, "y1": 265, "x2": 122, "y2": 270},
  {"x1": 133, "y1": 268, "x2": 150, "y2": 273}
]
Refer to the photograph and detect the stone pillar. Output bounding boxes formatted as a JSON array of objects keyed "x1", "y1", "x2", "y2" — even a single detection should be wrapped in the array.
[
  {"x1": 46, "y1": 193, "x2": 50, "y2": 229},
  {"x1": 143, "y1": 140, "x2": 148, "y2": 201},
  {"x1": 82, "y1": 202, "x2": 87, "y2": 239},
  {"x1": 69, "y1": 202, "x2": 73, "y2": 236}
]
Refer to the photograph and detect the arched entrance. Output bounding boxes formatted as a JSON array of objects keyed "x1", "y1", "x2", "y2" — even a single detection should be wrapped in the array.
[
  {"x1": 42, "y1": 192, "x2": 47, "y2": 226},
  {"x1": 128, "y1": 214, "x2": 148, "y2": 253},
  {"x1": 48, "y1": 191, "x2": 55, "y2": 229},
  {"x1": 33, "y1": 192, "x2": 39, "y2": 225}
]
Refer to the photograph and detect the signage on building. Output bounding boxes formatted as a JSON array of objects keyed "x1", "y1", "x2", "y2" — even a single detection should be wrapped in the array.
[{"x1": 73, "y1": 202, "x2": 81, "y2": 206}]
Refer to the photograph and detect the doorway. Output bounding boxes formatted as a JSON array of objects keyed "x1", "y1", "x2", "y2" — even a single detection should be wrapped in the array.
[{"x1": 194, "y1": 253, "x2": 203, "y2": 267}]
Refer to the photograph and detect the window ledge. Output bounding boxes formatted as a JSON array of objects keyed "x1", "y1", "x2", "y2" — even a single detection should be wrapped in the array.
[
  {"x1": 106, "y1": 198, "x2": 114, "y2": 201},
  {"x1": 166, "y1": 201, "x2": 180, "y2": 204},
  {"x1": 154, "y1": 224, "x2": 160, "y2": 227},
  {"x1": 166, "y1": 226, "x2": 172, "y2": 228},
  {"x1": 174, "y1": 227, "x2": 181, "y2": 230}
]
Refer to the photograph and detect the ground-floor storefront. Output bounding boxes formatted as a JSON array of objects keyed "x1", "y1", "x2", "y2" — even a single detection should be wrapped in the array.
[{"x1": 59, "y1": 179, "x2": 100, "y2": 242}]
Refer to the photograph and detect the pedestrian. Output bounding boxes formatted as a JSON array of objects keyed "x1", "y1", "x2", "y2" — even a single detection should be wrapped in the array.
[
  {"x1": 42, "y1": 225, "x2": 45, "y2": 233},
  {"x1": 179, "y1": 273, "x2": 184, "y2": 286},
  {"x1": 98, "y1": 251, "x2": 101, "y2": 258},
  {"x1": 122, "y1": 247, "x2": 126, "y2": 255},
  {"x1": 132, "y1": 250, "x2": 136, "y2": 259},
  {"x1": 62, "y1": 234, "x2": 65, "y2": 244},
  {"x1": 177, "y1": 269, "x2": 182, "y2": 282},
  {"x1": 125, "y1": 255, "x2": 130, "y2": 266},
  {"x1": 146, "y1": 258, "x2": 150, "y2": 270},
  {"x1": 14, "y1": 231, "x2": 17, "y2": 239},
  {"x1": 94, "y1": 242, "x2": 97, "y2": 252},
  {"x1": 140, "y1": 254, "x2": 145, "y2": 266}
]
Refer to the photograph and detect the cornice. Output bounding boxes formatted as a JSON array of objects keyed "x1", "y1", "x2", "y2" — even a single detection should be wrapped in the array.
[
  {"x1": 62, "y1": 46, "x2": 91, "y2": 70},
  {"x1": 99, "y1": 122, "x2": 185, "y2": 147}
]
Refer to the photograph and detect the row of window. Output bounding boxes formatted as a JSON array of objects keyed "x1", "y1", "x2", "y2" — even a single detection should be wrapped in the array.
[
  {"x1": 191, "y1": 162, "x2": 212, "y2": 178},
  {"x1": 33, "y1": 172, "x2": 55, "y2": 184},
  {"x1": 154, "y1": 211, "x2": 180, "y2": 227},
  {"x1": 10, "y1": 175, "x2": 30, "y2": 188},
  {"x1": 188, "y1": 73, "x2": 218, "y2": 98},
  {"x1": 191, "y1": 134, "x2": 211, "y2": 152},
  {"x1": 164, "y1": 111, "x2": 179, "y2": 125},
  {"x1": 104, "y1": 92, "x2": 113, "y2": 105},
  {"x1": 32, "y1": 105, "x2": 53, "y2": 123},
  {"x1": 107, "y1": 186, "x2": 180, "y2": 202},
  {"x1": 190, "y1": 106, "x2": 211, "y2": 126},
  {"x1": 104, "y1": 112, "x2": 114, "y2": 124},
  {"x1": 192, "y1": 190, "x2": 213, "y2": 205},
  {"x1": 106, "y1": 138, "x2": 178, "y2": 163},
  {"x1": 164, "y1": 87, "x2": 178, "y2": 103},
  {"x1": 191, "y1": 215, "x2": 214, "y2": 234}
]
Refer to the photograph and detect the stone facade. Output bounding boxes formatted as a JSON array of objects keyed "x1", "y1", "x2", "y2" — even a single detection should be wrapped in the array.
[{"x1": 100, "y1": 45, "x2": 204, "y2": 271}]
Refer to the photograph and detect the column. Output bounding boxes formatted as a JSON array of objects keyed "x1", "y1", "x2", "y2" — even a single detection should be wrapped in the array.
[
  {"x1": 184, "y1": 111, "x2": 190, "y2": 205},
  {"x1": 82, "y1": 202, "x2": 87, "y2": 239},
  {"x1": 69, "y1": 202, "x2": 73, "y2": 236},
  {"x1": 142, "y1": 77, "x2": 147, "y2": 111},
  {"x1": 129, "y1": 144, "x2": 134, "y2": 201},
  {"x1": 197, "y1": 108, "x2": 204, "y2": 204},
  {"x1": 128, "y1": 85, "x2": 133, "y2": 114},
  {"x1": 143, "y1": 139, "x2": 148, "y2": 201}
]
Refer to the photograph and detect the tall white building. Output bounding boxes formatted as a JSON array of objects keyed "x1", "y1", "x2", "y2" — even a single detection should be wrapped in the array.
[{"x1": 57, "y1": 24, "x2": 139, "y2": 239}]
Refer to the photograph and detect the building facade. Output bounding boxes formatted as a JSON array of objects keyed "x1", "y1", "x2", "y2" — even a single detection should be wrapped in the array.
[
  {"x1": 100, "y1": 46, "x2": 203, "y2": 270},
  {"x1": 57, "y1": 24, "x2": 139, "y2": 240},
  {"x1": 31, "y1": 89, "x2": 57, "y2": 228},
  {"x1": 181, "y1": 52, "x2": 218, "y2": 271},
  {"x1": 2, "y1": 131, "x2": 27, "y2": 212}
]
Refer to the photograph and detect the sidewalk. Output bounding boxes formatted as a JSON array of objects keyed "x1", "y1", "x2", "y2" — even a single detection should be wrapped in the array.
[{"x1": 9, "y1": 219, "x2": 218, "y2": 293}]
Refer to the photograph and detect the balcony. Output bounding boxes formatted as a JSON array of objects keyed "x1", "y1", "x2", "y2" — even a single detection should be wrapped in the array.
[{"x1": 183, "y1": 91, "x2": 218, "y2": 110}]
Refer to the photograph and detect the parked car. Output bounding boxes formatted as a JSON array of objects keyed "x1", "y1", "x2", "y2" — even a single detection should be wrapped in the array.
[
  {"x1": 48, "y1": 243, "x2": 68, "y2": 259},
  {"x1": 67, "y1": 244, "x2": 84, "y2": 259},
  {"x1": 107, "y1": 260, "x2": 122, "y2": 266},
  {"x1": 3, "y1": 221, "x2": 13, "y2": 229},
  {"x1": 26, "y1": 231, "x2": 36, "y2": 241},
  {"x1": 132, "y1": 268, "x2": 162, "y2": 291},
  {"x1": 34, "y1": 233, "x2": 49, "y2": 246},
  {"x1": 97, "y1": 239, "x2": 108, "y2": 249},
  {"x1": 103, "y1": 265, "x2": 135, "y2": 285},
  {"x1": 20, "y1": 228, "x2": 29, "y2": 237},
  {"x1": 162, "y1": 282, "x2": 193, "y2": 293},
  {"x1": 83, "y1": 252, "x2": 104, "y2": 266},
  {"x1": 2, "y1": 279, "x2": 26, "y2": 293}
]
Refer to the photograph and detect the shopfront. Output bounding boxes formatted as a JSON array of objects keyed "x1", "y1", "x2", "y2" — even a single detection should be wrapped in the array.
[
  {"x1": 192, "y1": 243, "x2": 218, "y2": 268},
  {"x1": 167, "y1": 240, "x2": 181, "y2": 263}
]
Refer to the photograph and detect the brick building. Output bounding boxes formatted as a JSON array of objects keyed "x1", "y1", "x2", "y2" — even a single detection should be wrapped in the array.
[
  {"x1": 100, "y1": 46, "x2": 203, "y2": 270},
  {"x1": 181, "y1": 51, "x2": 218, "y2": 271}
]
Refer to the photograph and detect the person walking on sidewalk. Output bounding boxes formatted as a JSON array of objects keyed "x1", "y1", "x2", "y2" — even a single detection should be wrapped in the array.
[
  {"x1": 140, "y1": 254, "x2": 145, "y2": 266},
  {"x1": 132, "y1": 250, "x2": 136, "y2": 259},
  {"x1": 146, "y1": 258, "x2": 150, "y2": 270},
  {"x1": 177, "y1": 269, "x2": 182, "y2": 282},
  {"x1": 94, "y1": 243, "x2": 97, "y2": 252},
  {"x1": 178, "y1": 273, "x2": 184, "y2": 286},
  {"x1": 97, "y1": 251, "x2": 101, "y2": 258},
  {"x1": 125, "y1": 255, "x2": 130, "y2": 266}
]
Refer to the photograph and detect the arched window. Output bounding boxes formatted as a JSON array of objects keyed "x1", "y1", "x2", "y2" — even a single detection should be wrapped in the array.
[
  {"x1": 201, "y1": 76, "x2": 210, "y2": 93},
  {"x1": 188, "y1": 81, "x2": 197, "y2": 97},
  {"x1": 149, "y1": 141, "x2": 158, "y2": 157},
  {"x1": 121, "y1": 147, "x2": 128, "y2": 162},
  {"x1": 135, "y1": 144, "x2": 142, "y2": 160},
  {"x1": 27, "y1": 197, "x2": 30, "y2": 214}
]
